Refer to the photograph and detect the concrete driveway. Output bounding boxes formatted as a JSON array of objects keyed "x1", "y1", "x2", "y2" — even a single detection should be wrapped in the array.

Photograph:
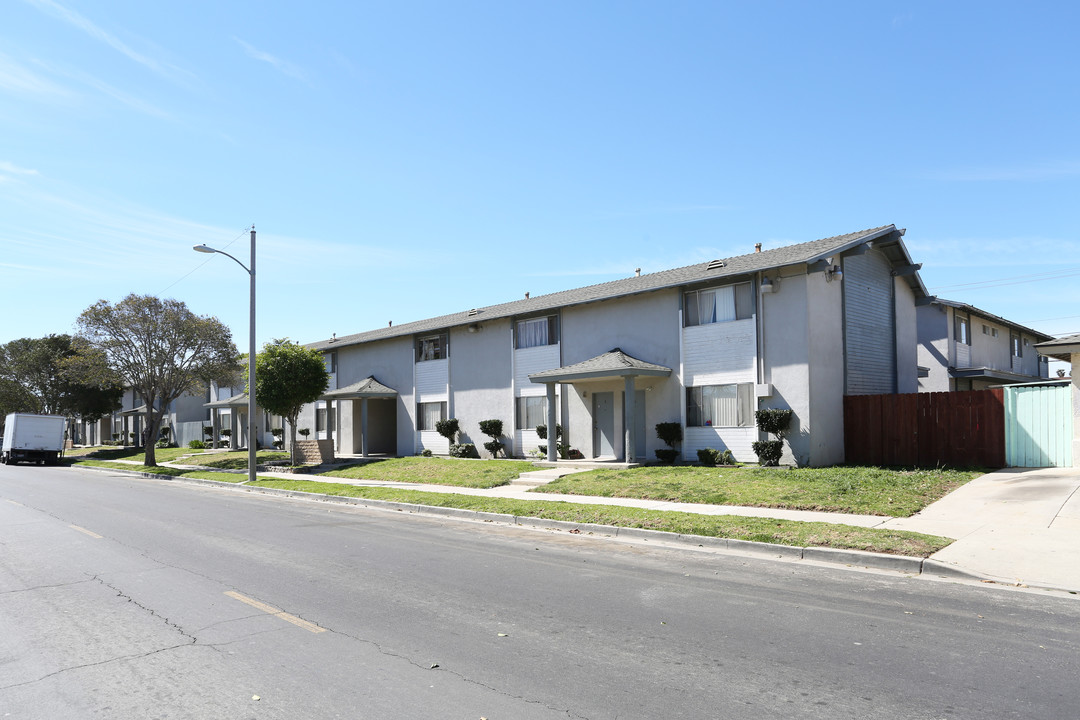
[{"x1": 883, "y1": 467, "x2": 1080, "y2": 592}]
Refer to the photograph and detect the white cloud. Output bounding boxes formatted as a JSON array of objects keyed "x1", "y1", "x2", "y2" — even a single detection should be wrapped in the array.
[
  {"x1": 234, "y1": 38, "x2": 307, "y2": 82},
  {"x1": 21, "y1": 0, "x2": 190, "y2": 82},
  {"x1": 0, "y1": 52, "x2": 70, "y2": 96},
  {"x1": 0, "y1": 161, "x2": 39, "y2": 176}
]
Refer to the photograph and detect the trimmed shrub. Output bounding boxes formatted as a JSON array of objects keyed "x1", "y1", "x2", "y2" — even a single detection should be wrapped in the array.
[
  {"x1": 420, "y1": 448, "x2": 433, "y2": 457},
  {"x1": 479, "y1": 419, "x2": 505, "y2": 458},
  {"x1": 535, "y1": 423, "x2": 562, "y2": 441},
  {"x1": 435, "y1": 418, "x2": 460, "y2": 443},
  {"x1": 188, "y1": 439, "x2": 206, "y2": 449},
  {"x1": 655, "y1": 448, "x2": 679, "y2": 464},
  {"x1": 756, "y1": 409, "x2": 793, "y2": 438},
  {"x1": 297, "y1": 428, "x2": 310, "y2": 438},
  {"x1": 655, "y1": 422, "x2": 683, "y2": 449},
  {"x1": 449, "y1": 443, "x2": 480, "y2": 459},
  {"x1": 697, "y1": 448, "x2": 721, "y2": 466},
  {"x1": 751, "y1": 440, "x2": 784, "y2": 466},
  {"x1": 202, "y1": 426, "x2": 214, "y2": 438},
  {"x1": 483, "y1": 440, "x2": 505, "y2": 457}
]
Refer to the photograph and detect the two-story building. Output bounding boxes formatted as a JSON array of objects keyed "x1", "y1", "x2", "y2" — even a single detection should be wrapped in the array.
[
  {"x1": 300, "y1": 225, "x2": 929, "y2": 467},
  {"x1": 917, "y1": 299, "x2": 1052, "y2": 392}
]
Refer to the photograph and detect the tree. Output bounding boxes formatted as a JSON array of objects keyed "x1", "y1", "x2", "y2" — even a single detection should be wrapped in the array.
[
  {"x1": 0, "y1": 334, "x2": 123, "y2": 421},
  {"x1": 250, "y1": 339, "x2": 329, "y2": 465},
  {"x1": 76, "y1": 294, "x2": 238, "y2": 467}
]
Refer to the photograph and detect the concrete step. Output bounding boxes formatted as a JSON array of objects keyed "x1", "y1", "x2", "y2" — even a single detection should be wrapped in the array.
[{"x1": 510, "y1": 467, "x2": 592, "y2": 487}]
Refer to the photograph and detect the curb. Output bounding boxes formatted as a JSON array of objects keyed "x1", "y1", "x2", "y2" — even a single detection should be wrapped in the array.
[{"x1": 78, "y1": 465, "x2": 987, "y2": 584}]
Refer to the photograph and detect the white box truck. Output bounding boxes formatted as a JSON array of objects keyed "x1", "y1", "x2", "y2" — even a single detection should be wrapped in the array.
[{"x1": 1, "y1": 413, "x2": 67, "y2": 465}]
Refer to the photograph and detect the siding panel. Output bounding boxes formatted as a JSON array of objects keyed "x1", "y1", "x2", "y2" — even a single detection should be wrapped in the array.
[
  {"x1": 514, "y1": 344, "x2": 561, "y2": 392},
  {"x1": 682, "y1": 318, "x2": 756, "y2": 386},
  {"x1": 844, "y1": 251, "x2": 896, "y2": 395},
  {"x1": 415, "y1": 359, "x2": 448, "y2": 400},
  {"x1": 683, "y1": 427, "x2": 756, "y2": 463}
]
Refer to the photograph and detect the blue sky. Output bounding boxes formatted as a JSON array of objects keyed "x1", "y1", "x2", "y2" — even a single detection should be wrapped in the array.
[{"x1": 2, "y1": 1, "x2": 1079, "y2": 373}]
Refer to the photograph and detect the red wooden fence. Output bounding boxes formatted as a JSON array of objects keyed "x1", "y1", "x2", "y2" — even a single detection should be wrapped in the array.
[{"x1": 843, "y1": 389, "x2": 1005, "y2": 468}]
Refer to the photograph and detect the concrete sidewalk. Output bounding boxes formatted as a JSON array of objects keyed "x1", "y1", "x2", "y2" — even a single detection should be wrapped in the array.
[
  {"x1": 143, "y1": 458, "x2": 1080, "y2": 593},
  {"x1": 883, "y1": 467, "x2": 1080, "y2": 592}
]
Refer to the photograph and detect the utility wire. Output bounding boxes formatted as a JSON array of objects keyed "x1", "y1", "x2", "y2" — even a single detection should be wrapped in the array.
[
  {"x1": 930, "y1": 266, "x2": 1080, "y2": 291},
  {"x1": 159, "y1": 227, "x2": 250, "y2": 296}
]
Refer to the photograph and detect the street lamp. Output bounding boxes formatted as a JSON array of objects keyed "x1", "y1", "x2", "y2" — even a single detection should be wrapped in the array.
[{"x1": 194, "y1": 226, "x2": 257, "y2": 486}]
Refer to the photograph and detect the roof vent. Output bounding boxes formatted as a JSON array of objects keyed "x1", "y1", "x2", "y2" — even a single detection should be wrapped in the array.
[
  {"x1": 755, "y1": 243, "x2": 762, "y2": 253},
  {"x1": 707, "y1": 259, "x2": 726, "y2": 271},
  {"x1": 635, "y1": 268, "x2": 641, "y2": 277},
  {"x1": 468, "y1": 308, "x2": 478, "y2": 317},
  {"x1": 329, "y1": 333, "x2": 337, "y2": 343},
  {"x1": 525, "y1": 292, "x2": 530, "y2": 299}
]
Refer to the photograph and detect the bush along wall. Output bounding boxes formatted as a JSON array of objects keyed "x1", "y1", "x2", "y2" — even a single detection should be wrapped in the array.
[
  {"x1": 751, "y1": 409, "x2": 793, "y2": 466},
  {"x1": 654, "y1": 422, "x2": 682, "y2": 464}
]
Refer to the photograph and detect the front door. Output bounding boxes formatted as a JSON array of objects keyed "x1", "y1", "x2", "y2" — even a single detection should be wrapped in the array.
[{"x1": 593, "y1": 392, "x2": 615, "y2": 457}]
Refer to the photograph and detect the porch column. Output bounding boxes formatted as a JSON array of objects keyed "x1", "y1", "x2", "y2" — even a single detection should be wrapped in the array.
[
  {"x1": 331, "y1": 399, "x2": 340, "y2": 454},
  {"x1": 212, "y1": 410, "x2": 220, "y2": 449},
  {"x1": 546, "y1": 382, "x2": 557, "y2": 462},
  {"x1": 624, "y1": 375, "x2": 636, "y2": 463},
  {"x1": 361, "y1": 398, "x2": 369, "y2": 458}
]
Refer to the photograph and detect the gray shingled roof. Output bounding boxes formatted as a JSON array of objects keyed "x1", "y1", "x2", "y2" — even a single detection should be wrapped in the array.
[
  {"x1": 933, "y1": 299, "x2": 1054, "y2": 342},
  {"x1": 528, "y1": 348, "x2": 672, "y2": 383},
  {"x1": 204, "y1": 393, "x2": 252, "y2": 409},
  {"x1": 322, "y1": 376, "x2": 398, "y2": 399},
  {"x1": 1035, "y1": 333, "x2": 1080, "y2": 362},
  {"x1": 310, "y1": 225, "x2": 913, "y2": 351}
]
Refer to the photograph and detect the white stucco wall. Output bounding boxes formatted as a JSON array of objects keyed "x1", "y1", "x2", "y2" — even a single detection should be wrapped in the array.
[
  {"x1": 449, "y1": 319, "x2": 514, "y2": 456},
  {"x1": 558, "y1": 289, "x2": 681, "y2": 460},
  {"x1": 916, "y1": 304, "x2": 952, "y2": 392},
  {"x1": 806, "y1": 266, "x2": 846, "y2": 466},
  {"x1": 760, "y1": 271, "x2": 811, "y2": 466},
  {"x1": 894, "y1": 277, "x2": 918, "y2": 394}
]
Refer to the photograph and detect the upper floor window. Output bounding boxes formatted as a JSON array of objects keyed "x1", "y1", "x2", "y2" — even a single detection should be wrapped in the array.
[
  {"x1": 515, "y1": 316, "x2": 559, "y2": 349},
  {"x1": 981, "y1": 325, "x2": 998, "y2": 337},
  {"x1": 1011, "y1": 334, "x2": 1023, "y2": 358},
  {"x1": 954, "y1": 315, "x2": 971, "y2": 345},
  {"x1": 416, "y1": 333, "x2": 448, "y2": 362},
  {"x1": 324, "y1": 351, "x2": 337, "y2": 373},
  {"x1": 684, "y1": 282, "x2": 753, "y2": 327}
]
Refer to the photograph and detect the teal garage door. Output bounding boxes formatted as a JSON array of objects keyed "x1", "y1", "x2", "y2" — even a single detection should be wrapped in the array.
[{"x1": 1004, "y1": 385, "x2": 1073, "y2": 467}]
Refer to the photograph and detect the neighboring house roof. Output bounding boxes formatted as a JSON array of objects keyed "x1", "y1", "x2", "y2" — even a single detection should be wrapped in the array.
[
  {"x1": 309, "y1": 225, "x2": 923, "y2": 352},
  {"x1": 1036, "y1": 333, "x2": 1080, "y2": 362},
  {"x1": 528, "y1": 348, "x2": 673, "y2": 384},
  {"x1": 322, "y1": 376, "x2": 398, "y2": 400},
  {"x1": 933, "y1": 298, "x2": 1054, "y2": 342},
  {"x1": 204, "y1": 393, "x2": 253, "y2": 409}
]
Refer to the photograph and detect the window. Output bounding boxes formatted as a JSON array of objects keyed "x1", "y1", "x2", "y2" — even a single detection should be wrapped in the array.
[
  {"x1": 516, "y1": 396, "x2": 548, "y2": 429},
  {"x1": 416, "y1": 333, "x2": 448, "y2": 362},
  {"x1": 515, "y1": 315, "x2": 559, "y2": 349},
  {"x1": 324, "y1": 351, "x2": 337, "y2": 373},
  {"x1": 684, "y1": 283, "x2": 753, "y2": 327},
  {"x1": 1011, "y1": 334, "x2": 1022, "y2": 358},
  {"x1": 686, "y1": 383, "x2": 753, "y2": 427},
  {"x1": 417, "y1": 401, "x2": 447, "y2": 431},
  {"x1": 315, "y1": 406, "x2": 335, "y2": 432},
  {"x1": 954, "y1": 314, "x2": 970, "y2": 345}
]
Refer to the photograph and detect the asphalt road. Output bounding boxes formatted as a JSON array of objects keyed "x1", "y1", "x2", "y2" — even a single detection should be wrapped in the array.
[{"x1": 2, "y1": 463, "x2": 1079, "y2": 720}]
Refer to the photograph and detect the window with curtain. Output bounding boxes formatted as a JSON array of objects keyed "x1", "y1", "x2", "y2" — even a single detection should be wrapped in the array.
[
  {"x1": 686, "y1": 383, "x2": 753, "y2": 427},
  {"x1": 954, "y1": 315, "x2": 970, "y2": 345},
  {"x1": 684, "y1": 283, "x2": 753, "y2": 327},
  {"x1": 315, "y1": 407, "x2": 335, "y2": 432},
  {"x1": 416, "y1": 333, "x2": 448, "y2": 361},
  {"x1": 516, "y1": 396, "x2": 548, "y2": 429},
  {"x1": 515, "y1": 315, "x2": 559, "y2": 349},
  {"x1": 417, "y1": 401, "x2": 447, "y2": 431}
]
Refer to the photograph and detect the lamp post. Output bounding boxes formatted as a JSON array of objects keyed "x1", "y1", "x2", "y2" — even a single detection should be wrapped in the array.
[{"x1": 194, "y1": 226, "x2": 257, "y2": 485}]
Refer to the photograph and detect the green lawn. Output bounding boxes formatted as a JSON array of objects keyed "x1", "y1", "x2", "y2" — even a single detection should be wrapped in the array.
[
  {"x1": 244, "y1": 479, "x2": 952, "y2": 557},
  {"x1": 179, "y1": 450, "x2": 290, "y2": 469},
  {"x1": 532, "y1": 465, "x2": 984, "y2": 518},
  {"x1": 315, "y1": 457, "x2": 537, "y2": 489},
  {"x1": 88, "y1": 446, "x2": 205, "y2": 463}
]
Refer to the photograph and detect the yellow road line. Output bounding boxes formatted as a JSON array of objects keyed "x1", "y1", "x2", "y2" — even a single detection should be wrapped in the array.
[
  {"x1": 224, "y1": 591, "x2": 326, "y2": 634},
  {"x1": 5, "y1": 500, "x2": 24, "y2": 506},
  {"x1": 70, "y1": 524, "x2": 103, "y2": 538}
]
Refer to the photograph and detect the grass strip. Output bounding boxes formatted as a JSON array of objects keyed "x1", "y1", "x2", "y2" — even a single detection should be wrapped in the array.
[
  {"x1": 534, "y1": 465, "x2": 984, "y2": 517},
  {"x1": 315, "y1": 457, "x2": 536, "y2": 488},
  {"x1": 180, "y1": 451, "x2": 290, "y2": 469},
  {"x1": 245, "y1": 478, "x2": 952, "y2": 557},
  {"x1": 72, "y1": 459, "x2": 253, "y2": 483}
]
